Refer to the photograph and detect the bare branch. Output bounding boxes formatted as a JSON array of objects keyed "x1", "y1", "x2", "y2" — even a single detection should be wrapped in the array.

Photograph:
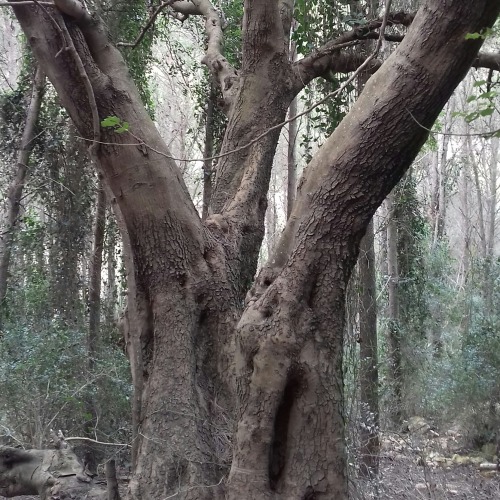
[
  {"x1": 167, "y1": 0, "x2": 199, "y2": 16},
  {"x1": 65, "y1": 436, "x2": 132, "y2": 448}
]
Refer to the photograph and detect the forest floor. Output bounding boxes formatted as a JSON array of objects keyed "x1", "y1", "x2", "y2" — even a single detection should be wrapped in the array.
[
  {"x1": 375, "y1": 452, "x2": 500, "y2": 499},
  {"x1": 4, "y1": 418, "x2": 500, "y2": 500},
  {"x1": 353, "y1": 417, "x2": 500, "y2": 499}
]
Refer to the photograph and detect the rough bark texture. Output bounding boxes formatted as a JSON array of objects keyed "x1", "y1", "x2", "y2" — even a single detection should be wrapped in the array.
[{"x1": 4, "y1": 0, "x2": 500, "y2": 499}]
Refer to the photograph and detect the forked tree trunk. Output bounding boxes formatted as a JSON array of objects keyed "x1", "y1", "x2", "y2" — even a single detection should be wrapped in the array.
[
  {"x1": 0, "y1": 65, "x2": 44, "y2": 324},
  {"x1": 5, "y1": 0, "x2": 500, "y2": 499}
]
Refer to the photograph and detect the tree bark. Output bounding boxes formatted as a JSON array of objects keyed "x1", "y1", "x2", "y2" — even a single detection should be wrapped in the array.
[
  {"x1": 286, "y1": 39, "x2": 298, "y2": 220},
  {"x1": 0, "y1": 65, "x2": 44, "y2": 325},
  {"x1": 287, "y1": 96, "x2": 298, "y2": 221},
  {"x1": 84, "y1": 181, "x2": 107, "y2": 471},
  {"x1": 105, "y1": 459, "x2": 121, "y2": 500}
]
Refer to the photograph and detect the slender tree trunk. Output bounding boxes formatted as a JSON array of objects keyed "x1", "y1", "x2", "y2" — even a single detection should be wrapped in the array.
[
  {"x1": 485, "y1": 136, "x2": 498, "y2": 314},
  {"x1": 470, "y1": 135, "x2": 488, "y2": 258},
  {"x1": 88, "y1": 183, "x2": 106, "y2": 368},
  {"x1": 202, "y1": 82, "x2": 216, "y2": 220},
  {"x1": 83, "y1": 182, "x2": 107, "y2": 471},
  {"x1": 286, "y1": 39, "x2": 298, "y2": 220},
  {"x1": 105, "y1": 213, "x2": 118, "y2": 327},
  {"x1": 356, "y1": 6, "x2": 380, "y2": 476},
  {"x1": 460, "y1": 152, "x2": 471, "y2": 287},
  {"x1": 105, "y1": 460, "x2": 121, "y2": 500},
  {"x1": 358, "y1": 219, "x2": 380, "y2": 477},
  {"x1": 287, "y1": 96, "x2": 298, "y2": 220},
  {"x1": 386, "y1": 192, "x2": 403, "y2": 423},
  {"x1": 0, "y1": 65, "x2": 44, "y2": 324}
]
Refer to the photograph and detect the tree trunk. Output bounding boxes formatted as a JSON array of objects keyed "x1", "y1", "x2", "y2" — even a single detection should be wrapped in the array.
[
  {"x1": 228, "y1": 3, "x2": 500, "y2": 497},
  {"x1": 202, "y1": 82, "x2": 216, "y2": 221},
  {"x1": 105, "y1": 459, "x2": 121, "y2": 500},
  {"x1": 287, "y1": 95, "x2": 298, "y2": 220},
  {"x1": 386, "y1": 192, "x2": 403, "y2": 423},
  {"x1": 0, "y1": 65, "x2": 44, "y2": 325},
  {"x1": 84, "y1": 181, "x2": 107, "y2": 472},
  {"x1": 356, "y1": 7, "x2": 379, "y2": 476},
  {"x1": 286, "y1": 39, "x2": 298, "y2": 221},
  {"x1": 88, "y1": 183, "x2": 106, "y2": 369},
  {"x1": 470, "y1": 135, "x2": 488, "y2": 258},
  {"x1": 484, "y1": 136, "x2": 498, "y2": 315},
  {"x1": 358, "y1": 219, "x2": 380, "y2": 477}
]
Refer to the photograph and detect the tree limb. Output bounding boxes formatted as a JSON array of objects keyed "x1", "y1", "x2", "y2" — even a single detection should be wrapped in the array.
[
  {"x1": 474, "y1": 51, "x2": 500, "y2": 70},
  {"x1": 294, "y1": 12, "x2": 413, "y2": 90},
  {"x1": 170, "y1": 0, "x2": 239, "y2": 113},
  {"x1": 241, "y1": 0, "x2": 288, "y2": 72}
]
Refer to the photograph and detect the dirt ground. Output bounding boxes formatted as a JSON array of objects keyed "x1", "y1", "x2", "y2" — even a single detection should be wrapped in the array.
[
  {"x1": 375, "y1": 454, "x2": 500, "y2": 499},
  {"x1": 351, "y1": 423, "x2": 500, "y2": 499}
]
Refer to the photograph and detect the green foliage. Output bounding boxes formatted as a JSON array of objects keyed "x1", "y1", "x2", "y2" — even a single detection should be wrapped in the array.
[
  {"x1": 293, "y1": 1, "x2": 356, "y2": 161},
  {"x1": 0, "y1": 317, "x2": 131, "y2": 446},
  {"x1": 101, "y1": 115, "x2": 130, "y2": 133},
  {"x1": 454, "y1": 73, "x2": 500, "y2": 125},
  {"x1": 465, "y1": 28, "x2": 493, "y2": 40}
]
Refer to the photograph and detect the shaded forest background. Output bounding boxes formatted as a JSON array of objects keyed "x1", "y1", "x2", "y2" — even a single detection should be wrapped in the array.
[{"x1": 0, "y1": 0, "x2": 499, "y2": 496}]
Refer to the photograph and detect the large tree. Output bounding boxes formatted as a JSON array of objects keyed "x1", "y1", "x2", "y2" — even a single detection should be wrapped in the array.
[{"x1": 1, "y1": 0, "x2": 500, "y2": 499}]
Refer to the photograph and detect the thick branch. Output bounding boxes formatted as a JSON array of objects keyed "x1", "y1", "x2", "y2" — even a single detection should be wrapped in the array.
[
  {"x1": 241, "y1": 0, "x2": 288, "y2": 72},
  {"x1": 294, "y1": 12, "x2": 413, "y2": 90},
  {"x1": 474, "y1": 51, "x2": 500, "y2": 70},
  {"x1": 170, "y1": 0, "x2": 239, "y2": 113}
]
